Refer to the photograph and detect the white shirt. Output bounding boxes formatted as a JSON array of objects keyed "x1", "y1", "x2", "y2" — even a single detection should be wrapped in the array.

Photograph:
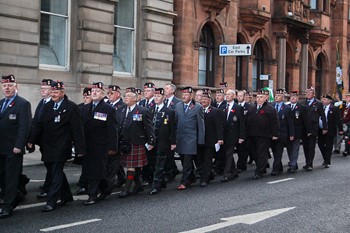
[
  {"x1": 126, "y1": 104, "x2": 136, "y2": 116},
  {"x1": 166, "y1": 95, "x2": 175, "y2": 107},
  {"x1": 239, "y1": 101, "x2": 245, "y2": 107},
  {"x1": 111, "y1": 98, "x2": 121, "y2": 106},
  {"x1": 155, "y1": 103, "x2": 164, "y2": 112},
  {"x1": 319, "y1": 104, "x2": 329, "y2": 129},
  {"x1": 203, "y1": 106, "x2": 209, "y2": 113},
  {"x1": 226, "y1": 101, "x2": 234, "y2": 119}
]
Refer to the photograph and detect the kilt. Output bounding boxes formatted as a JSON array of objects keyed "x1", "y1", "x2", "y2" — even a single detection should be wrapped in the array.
[{"x1": 121, "y1": 144, "x2": 148, "y2": 168}]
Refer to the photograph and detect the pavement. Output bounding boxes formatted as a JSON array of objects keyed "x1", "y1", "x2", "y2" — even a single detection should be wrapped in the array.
[{"x1": 23, "y1": 150, "x2": 44, "y2": 167}]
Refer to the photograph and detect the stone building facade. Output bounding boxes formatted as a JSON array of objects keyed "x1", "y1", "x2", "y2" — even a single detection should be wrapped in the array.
[
  {"x1": 0, "y1": 0, "x2": 176, "y2": 104},
  {"x1": 173, "y1": 0, "x2": 350, "y2": 98},
  {"x1": 1, "y1": 0, "x2": 350, "y2": 105}
]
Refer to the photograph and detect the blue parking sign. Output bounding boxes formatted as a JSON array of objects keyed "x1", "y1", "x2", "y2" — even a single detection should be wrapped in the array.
[{"x1": 220, "y1": 46, "x2": 228, "y2": 55}]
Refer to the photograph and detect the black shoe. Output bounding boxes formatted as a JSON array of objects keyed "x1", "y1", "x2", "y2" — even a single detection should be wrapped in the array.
[
  {"x1": 39, "y1": 185, "x2": 46, "y2": 190},
  {"x1": 142, "y1": 181, "x2": 150, "y2": 186},
  {"x1": 76, "y1": 187, "x2": 86, "y2": 195},
  {"x1": 305, "y1": 166, "x2": 313, "y2": 172},
  {"x1": 0, "y1": 209, "x2": 12, "y2": 218},
  {"x1": 97, "y1": 193, "x2": 108, "y2": 201},
  {"x1": 221, "y1": 176, "x2": 229, "y2": 182},
  {"x1": 114, "y1": 179, "x2": 125, "y2": 188},
  {"x1": 333, "y1": 150, "x2": 340, "y2": 154},
  {"x1": 287, "y1": 167, "x2": 296, "y2": 173},
  {"x1": 200, "y1": 182, "x2": 207, "y2": 187},
  {"x1": 252, "y1": 175, "x2": 262, "y2": 180},
  {"x1": 149, "y1": 189, "x2": 160, "y2": 195},
  {"x1": 271, "y1": 171, "x2": 280, "y2": 176},
  {"x1": 56, "y1": 199, "x2": 72, "y2": 206},
  {"x1": 343, "y1": 152, "x2": 348, "y2": 157},
  {"x1": 42, "y1": 205, "x2": 55, "y2": 212},
  {"x1": 133, "y1": 186, "x2": 145, "y2": 194},
  {"x1": 84, "y1": 197, "x2": 97, "y2": 205},
  {"x1": 230, "y1": 174, "x2": 239, "y2": 179},
  {"x1": 118, "y1": 190, "x2": 130, "y2": 198},
  {"x1": 36, "y1": 192, "x2": 47, "y2": 199},
  {"x1": 323, "y1": 164, "x2": 330, "y2": 168}
]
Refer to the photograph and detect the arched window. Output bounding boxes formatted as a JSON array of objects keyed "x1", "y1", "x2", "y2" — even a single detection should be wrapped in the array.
[
  {"x1": 198, "y1": 24, "x2": 215, "y2": 87},
  {"x1": 252, "y1": 41, "x2": 264, "y2": 91}
]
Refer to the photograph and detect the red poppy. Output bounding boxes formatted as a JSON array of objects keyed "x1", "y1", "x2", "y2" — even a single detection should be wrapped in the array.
[
  {"x1": 260, "y1": 109, "x2": 264, "y2": 114},
  {"x1": 9, "y1": 102, "x2": 15, "y2": 108},
  {"x1": 231, "y1": 109, "x2": 235, "y2": 113}
]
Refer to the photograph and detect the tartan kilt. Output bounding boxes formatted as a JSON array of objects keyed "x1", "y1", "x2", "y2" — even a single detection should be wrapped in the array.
[{"x1": 121, "y1": 144, "x2": 148, "y2": 168}]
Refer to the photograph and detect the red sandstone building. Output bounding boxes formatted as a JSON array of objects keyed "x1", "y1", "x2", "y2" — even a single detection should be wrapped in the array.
[{"x1": 173, "y1": 0, "x2": 349, "y2": 98}]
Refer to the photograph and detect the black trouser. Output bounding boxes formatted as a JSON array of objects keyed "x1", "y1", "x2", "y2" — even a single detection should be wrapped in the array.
[
  {"x1": 198, "y1": 146, "x2": 215, "y2": 183},
  {"x1": 214, "y1": 148, "x2": 226, "y2": 174},
  {"x1": 223, "y1": 144, "x2": 238, "y2": 178},
  {"x1": 46, "y1": 162, "x2": 73, "y2": 207},
  {"x1": 77, "y1": 175, "x2": 89, "y2": 189},
  {"x1": 237, "y1": 140, "x2": 249, "y2": 170},
  {"x1": 164, "y1": 150, "x2": 179, "y2": 179},
  {"x1": 152, "y1": 149, "x2": 167, "y2": 190},
  {"x1": 42, "y1": 161, "x2": 52, "y2": 192},
  {"x1": 302, "y1": 134, "x2": 317, "y2": 167},
  {"x1": 271, "y1": 139, "x2": 288, "y2": 172},
  {"x1": 106, "y1": 154, "x2": 125, "y2": 189},
  {"x1": 88, "y1": 179, "x2": 110, "y2": 198},
  {"x1": 142, "y1": 150, "x2": 156, "y2": 183},
  {"x1": 318, "y1": 130, "x2": 334, "y2": 165},
  {"x1": 0, "y1": 154, "x2": 23, "y2": 211},
  {"x1": 249, "y1": 137, "x2": 271, "y2": 176},
  {"x1": 179, "y1": 154, "x2": 195, "y2": 185}
]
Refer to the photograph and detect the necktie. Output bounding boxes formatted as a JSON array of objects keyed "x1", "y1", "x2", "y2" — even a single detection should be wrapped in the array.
[
  {"x1": 226, "y1": 103, "x2": 230, "y2": 112},
  {"x1": 217, "y1": 103, "x2": 220, "y2": 108},
  {"x1": 53, "y1": 103, "x2": 58, "y2": 110},
  {"x1": 92, "y1": 103, "x2": 97, "y2": 111},
  {"x1": 156, "y1": 106, "x2": 159, "y2": 113},
  {"x1": 1, "y1": 99, "x2": 9, "y2": 113},
  {"x1": 184, "y1": 104, "x2": 188, "y2": 113},
  {"x1": 146, "y1": 100, "x2": 149, "y2": 107},
  {"x1": 291, "y1": 104, "x2": 295, "y2": 110},
  {"x1": 164, "y1": 99, "x2": 169, "y2": 107},
  {"x1": 275, "y1": 104, "x2": 279, "y2": 112}
]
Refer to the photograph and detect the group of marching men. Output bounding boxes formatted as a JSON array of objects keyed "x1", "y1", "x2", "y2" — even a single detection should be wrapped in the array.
[{"x1": 0, "y1": 74, "x2": 349, "y2": 218}]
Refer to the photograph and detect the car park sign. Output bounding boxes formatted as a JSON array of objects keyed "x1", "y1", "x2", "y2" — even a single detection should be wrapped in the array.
[{"x1": 219, "y1": 44, "x2": 252, "y2": 56}]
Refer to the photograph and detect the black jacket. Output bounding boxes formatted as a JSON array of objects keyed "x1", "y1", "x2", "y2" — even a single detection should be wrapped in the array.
[
  {"x1": 0, "y1": 95, "x2": 32, "y2": 155},
  {"x1": 30, "y1": 95, "x2": 86, "y2": 162}
]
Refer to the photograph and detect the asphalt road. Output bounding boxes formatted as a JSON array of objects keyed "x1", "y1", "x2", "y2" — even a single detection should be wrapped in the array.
[{"x1": 1, "y1": 147, "x2": 350, "y2": 233}]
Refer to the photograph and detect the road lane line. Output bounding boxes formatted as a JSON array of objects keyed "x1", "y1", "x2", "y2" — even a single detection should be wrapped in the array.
[
  {"x1": 30, "y1": 180, "x2": 45, "y2": 182},
  {"x1": 15, "y1": 192, "x2": 122, "y2": 210},
  {"x1": 40, "y1": 219, "x2": 101, "y2": 232},
  {"x1": 15, "y1": 202, "x2": 46, "y2": 210},
  {"x1": 267, "y1": 178, "x2": 295, "y2": 184}
]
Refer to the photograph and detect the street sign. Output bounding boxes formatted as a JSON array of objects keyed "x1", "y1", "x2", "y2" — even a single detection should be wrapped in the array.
[
  {"x1": 219, "y1": 44, "x2": 252, "y2": 56},
  {"x1": 260, "y1": 74, "x2": 270, "y2": 80}
]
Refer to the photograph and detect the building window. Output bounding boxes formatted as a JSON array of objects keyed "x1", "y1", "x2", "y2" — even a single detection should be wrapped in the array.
[
  {"x1": 198, "y1": 24, "x2": 215, "y2": 87},
  {"x1": 252, "y1": 41, "x2": 264, "y2": 91},
  {"x1": 310, "y1": 0, "x2": 317, "y2": 9},
  {"x1": 114, "y1": 0, "x2": 136, "y2": 74},
  {"x1": 40, "y1": 0, "x2": 70, "y2": 69}
]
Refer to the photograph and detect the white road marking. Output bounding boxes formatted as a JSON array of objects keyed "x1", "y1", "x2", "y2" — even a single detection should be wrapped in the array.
[
  {"x1": 15, "y1": 192, "x2": 122, "y2": 210},
  {"x1": 15, "y1": 202, "x2": 46, "y2": 210},
  {"x1": 30, "y1": 180, "x2": 45, "y2": 183},
  {"x1": 40, "y1": 219, "x2": 101, "y2": 232},
  {"x1": 179, "y1": 207, "x2": 296, "y2": 233},
  {"x1": 267, "y1": 178, "x2": 295, "y2": 184},
  {"x1": 72, "y1": 173, "x2": 81, "y2": 176}
]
